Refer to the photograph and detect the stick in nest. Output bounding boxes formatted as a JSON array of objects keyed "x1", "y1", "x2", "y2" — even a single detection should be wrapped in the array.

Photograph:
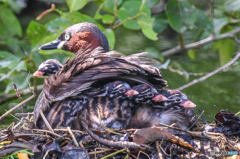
[
  {"x1": 12, "y1": 83, "x2": 23, "y2": 113},
  {"x1": 0, "y1": 87, "x2": 36, "y2": 122},
  {"x1": 81, "y1": 119, "x2": 151, "y2": 151}
]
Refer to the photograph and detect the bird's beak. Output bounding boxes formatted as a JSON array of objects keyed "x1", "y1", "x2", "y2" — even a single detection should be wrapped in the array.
[
  {"x1": 39, "y1": 39, "x2": 62, "y2": 50},
  {"x1": 179, "y1": 100, "x2": 196, "y2": 108},
  {"x1": 152, "y1": 94, "x2": 169, "y2": 102},
  {"x1": 33, "y1": 70, "x2": 44, "y2": 77},
  {"x1": 124, "y1": 89, "x2": 139, "y2": 97}
]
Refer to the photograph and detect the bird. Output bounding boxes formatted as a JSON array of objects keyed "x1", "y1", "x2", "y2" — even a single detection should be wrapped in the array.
[
  {"x1": 81, "y1": 81, "x2": 139, "y2": 130},
  {"x1": 34, "y1": 22, "x2": 167, "y2": 129},
  {"x1": 157, "y1": 89, "x2": 196, "y2": 109},
  {"x1": 36, "y1": 81, "x2": 139, "y2": 130},
  {"x1": 127, "y1": 84, "x2": 196, "y2": 130},
  {"x1": 33, "y1": 59, "x2": 141, "y2": 130},
  {"x1": 33, "y1": 59, "x2": 63, "y2": 77},
  {"x1": 130, "y1": 84, "x2": 169, "y2": 105}
]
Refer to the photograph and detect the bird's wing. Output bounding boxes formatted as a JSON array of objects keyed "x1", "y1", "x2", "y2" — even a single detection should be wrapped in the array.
[{"x1": 43, "y1": 48, "x2": 167, "y2": 101}]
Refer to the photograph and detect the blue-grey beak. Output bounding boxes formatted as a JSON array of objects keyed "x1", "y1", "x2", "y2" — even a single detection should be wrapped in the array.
[{"x1": 39, "y1": 39, "x2": 61, "y2": 50}]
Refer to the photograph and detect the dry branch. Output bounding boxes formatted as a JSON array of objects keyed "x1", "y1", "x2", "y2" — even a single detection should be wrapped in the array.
[
  {"x1": 176, "y1": 52, "x2": 240, "y2": 90},
  {"x1": 162, "y1": 27, "x2": 240, "y2": 57},
  {"x1": 0, "y1": 85, "x2": 43, "y2": 104},
  {"x1": 0, "y1": 87, "x2": 36, "y2": 121}
]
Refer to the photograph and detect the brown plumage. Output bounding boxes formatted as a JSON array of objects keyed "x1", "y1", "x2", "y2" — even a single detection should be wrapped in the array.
[
  {"x1": 36, "y1": 81, "x2": 138, "y2": 130},
  {"x1": 34, "y1": 22, "x2": 167, "y2": 129},
  {"x1": 127, "y1": 86, "x2": 196, "y2": 130}
]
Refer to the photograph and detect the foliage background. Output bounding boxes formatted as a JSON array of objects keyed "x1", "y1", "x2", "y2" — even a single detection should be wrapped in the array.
[{"x1": 1, "y1": 0, "x2": 240, "y2": 124}]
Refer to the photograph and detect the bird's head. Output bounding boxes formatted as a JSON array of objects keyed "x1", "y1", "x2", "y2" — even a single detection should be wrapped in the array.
[
  {"x1": 161, "y1": 90, "x2": 196, "y2": 108},
  {"x1": 33, "y1": 59, "x2": 63, "y2": 76},
  {"x1": 107, "y1": 81, "x2": 138, "y2": 99},
  {"x1": 132, "y1": 84, "x2": 167, "y2": 104},
  {"x1": 39, "y1": 22, "x2": 109, "y2": 54}
]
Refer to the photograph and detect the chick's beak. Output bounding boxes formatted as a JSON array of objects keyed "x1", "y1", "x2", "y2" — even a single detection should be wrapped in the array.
[
  {"x1": 39, "y1": 39, "x2": 62, "y2": 50},
  {"x1": 152, "y1": 94, "x2": 169, "y2": 102},
  {"x1": 33, "y1": 71, "x2": 44, "y2": 77},
  {"x1": 124, "y1": 89, "x2": 139, "y2": 97},
  {"x1": 179, "y1": 100, "x2": 196, "y2": 108}
]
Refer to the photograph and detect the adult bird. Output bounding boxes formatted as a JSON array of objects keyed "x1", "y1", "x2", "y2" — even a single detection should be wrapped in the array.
[{"x1": 34, "y1": 22, "x2": 167, "y2": 128}]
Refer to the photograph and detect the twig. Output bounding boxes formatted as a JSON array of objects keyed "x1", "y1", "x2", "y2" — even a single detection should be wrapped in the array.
[
  {"x1": 168, "y1": 66, "x2": 206, "y2": 76},
  {"x1": 162, "y1": 27, "x2": 240, "y2": 57},
  {"x1": 188, "y1": 110, "x2": 205, "y2": 130},
  {"x1": 29, "y1": 129, "x2": 61, "y2": 138},
  {"x1": 101, "y1": 148, "x2": 126, "y2": 159},
  {"x1": 0, "y1": 87, "x2": 36, "y2": 121},
  {"x1": 4, "y1": 109, "x2": 20, "y2": 121},
  {"x1": 137, "y1": 151, "x2": 150, "y2": 159},
  {"x1": 15, "y1": 113, "x2": 33, "y2": 117},
  {"x1": 43, "y1": 148, "x2": 54, "y2": 159},
  {"x1": 67, "y1": 126, "x2": 79, "y2": 147},
  {"x1": 12, "y1": 83, "x2": 24, "y2": 113},
  {"x1": 155, "y1": 140, "x2": 164, "y2": 159},
  {"x1": 81, "y1": 120, "x2": 150, "y2": 150},
  {"x1": 39, "y1": 110, "x2": 54, "y2": 132},
  {"x1": 54, "y1": 128, "x2": 84, "y2": 134},
  {"x1": 176, "y1": 52, "x2": 240, "y2": 90},
  {"x1": 88, "y1": 149, "x2": 113, "y2": 155},
  {"x1": 0, "y1": 85, "x2": 43, "y2": 104}
]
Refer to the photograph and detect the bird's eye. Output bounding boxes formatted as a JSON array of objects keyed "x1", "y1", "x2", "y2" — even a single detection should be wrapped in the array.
[
  {"x1": 175, "y1": 97, "x2": 181, "y2": 102},
  {"x1": 119, "y1": 88, "x2": 124, "y2": 92},
  {"x1": 147, "y1": 92, "x2": 153, "y2": 97},
  {"x1": 65, "y1": 34, "x2": 70, "y2": 40}
]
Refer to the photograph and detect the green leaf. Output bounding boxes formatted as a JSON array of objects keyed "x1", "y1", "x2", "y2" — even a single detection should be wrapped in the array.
[
  {"x1": 6, "y1": 0, "x2": 27, "y2": 14},
  {"x1": 104, "y1": 1, "x2": 115, "y2": 13},
  {"x1": 226, "y1": 0, "x2": 240, "y2": 11},
  {"x1": 213, "y1": 18, "x2": 228, "y2": 36},
  {"x1": 138, "y1": 18, "x2": 158, "y2": 41},
  {"x1": 0, "y1": 5, "x2": 22, "y2": 37},
  {"x1": 0, "y1": 51, "x2": 20, "y2": 61},
  {"x1": 45, "y1": 17, "x2": 73, "y2": 31},
  {"x1": 16, "y1": 61, "x2": 27, "y2": 71},
  {"x1": 195, "y1": 9, "x2": 213, "y2": 32},
  {"x1": 94, "y1": 11, "x2": 103, "y2": 20},
  {"x1": 103, "y1": 29, "x2": 115, "y2": 50},
  {"x1": 66, "y1": 0, "x2": 88, "y2": 12},
  {"x1": 153, "y1": 13, "x2": 168, "y2": 33},
  {"x1": 144, "y1": 47, "x2": 163, "y2": 61},
  {"x1": 102, "y1": 14, "x2": 114, "y2": 24},
  {"x1": 66, "y1": 11, "x2": 98, "y2": 25},
  {"x1": 5, "y1": 74, "x2": 31, "y2": 94},
  {"x1": 118, "y1": 1, "x2": 151, "y2": 30},
  {"x1": 146, "y1": 0, "x2": 161, "y2": 8},
  {"x1": 0, "y1": 61, "x2": 27, "y2": 82},
  {"x1": 166, "y1": 0, "x2": 198, "y2": 33},
  {"x1": 213, "y1": 39, "x2": 235, "y2": 65},
  {"x1": 213, "y1": 25, "x2": 236, "y2": 65},
  {"x1": 26, "y1": 21, "x2": 47, "y2": 51},
  {"x1": 188, "y1": 49, "x2": 195, "y2": 60}
]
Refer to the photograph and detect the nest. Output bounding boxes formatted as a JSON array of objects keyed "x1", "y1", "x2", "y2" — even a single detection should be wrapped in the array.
[
  {"x1": 1, "y1": 110, "x2": 240, "y2": 159},
  {"x1": 1, "y1": 88, "x2": 240, "y2": 159}
]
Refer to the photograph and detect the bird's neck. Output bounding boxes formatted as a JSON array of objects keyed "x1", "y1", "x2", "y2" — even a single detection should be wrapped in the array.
[{"x1": 67, "y1": 32, "x2": 102, "y2": 54}]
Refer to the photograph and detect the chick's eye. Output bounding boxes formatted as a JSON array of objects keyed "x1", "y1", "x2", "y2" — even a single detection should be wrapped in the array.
[
  {"x1": 147, "y1": 92, "x2": 153, "y2": 97},
  {"x1": 65, "y1": 34, "x2": 70, "y2": 40},
  {"x1": 175, "y1": 97, "x2": 181, "y2": 102},
  {"x1": 119, "y1": 88, "x2": 124, "y2": 92}
]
